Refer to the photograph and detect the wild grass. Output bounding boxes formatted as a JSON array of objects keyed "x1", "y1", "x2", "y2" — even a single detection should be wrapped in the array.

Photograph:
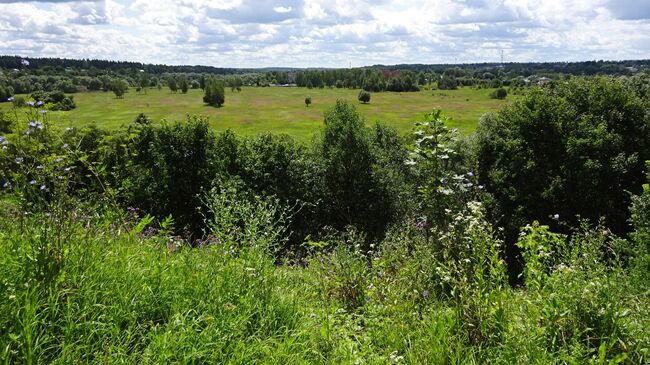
[{"x1": 1, "y1": 197, "x2": 647, "y2": 364}]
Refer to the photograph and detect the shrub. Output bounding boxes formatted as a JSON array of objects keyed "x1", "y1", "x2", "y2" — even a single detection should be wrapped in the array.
[
  {"x1": 358, "y1": 90, "x2": 371, "y2": 104},
  {"x1": 476, "y1": 77, "x2": 650, "y2": 268},
  {"x1": 203, "y1": 78, "x2": 225, "y2": 107},
  {"x1": 305, "y1": 96, "x2": 312, "y2": 107},
  {"x1": 489, "y1": 88, "x2": 507, "y2": 99}
]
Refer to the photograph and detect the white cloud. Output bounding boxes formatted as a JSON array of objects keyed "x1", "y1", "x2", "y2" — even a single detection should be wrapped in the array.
[{"x1": 0, "y1": 0, "x2": 647, "y2": 67}]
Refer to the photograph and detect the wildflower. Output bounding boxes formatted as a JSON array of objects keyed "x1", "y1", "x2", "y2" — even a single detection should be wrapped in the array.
[
  {"x1": 2, "y1": 182, "x2": 9, "y2": 188},
  {"x1": 467, "y1": 171, "x2": 474, "y2": 177},
  {"x1": 0, "y1": 136, "x2": 7, "y2": 145},
  {"x1": 63, "y1": 143, "x2": 69, "y2": 148},
  {"x1": 308, "y1": 313, "x2": 316, "y2": 318},
  {"x1": 29, "y1": 180, "x2": 36, "y2": 185},
  {"x1": 552, "y1": 214, "x2": 559, "y2": 220},
  {"x1": 7, "y1": 96, "x2": 14, "y2": 102},
  {"x1": 65, "y1": 127, "x2": 73, "y2": 132},
  {"x1": 40, "y1": 185, "x2": 45, "y2": 190},
  {"x1": 465, "y1": 182, "x2": 474, "y2": 188},
  {"x1": 64, "y1": 167, "x2": 71, "y2": 171},
  {"x1": 15, "y1": 157, "x2": 23, "y2": 164},
  {"x1": 57, "y1": 175, "x2": 63, "y2": 180},
  {"x1": 27, "y1": 101, "x2": 34, "y2": 107},
  {"x1": 36, "y1": 101, "x2": 44, "y2": 106},
  {"x1": 55, "y1": 157, "x2": 63, "y2": 162},
  {"x1": 36, "y1": 165, "x2": 43, "y2": 169},
  {"x1": 39, "y1": 110, "x2": 47, "y2": 114},
  {"x1": 26, "y1": 129, "x2": 32, "y2": 135}
]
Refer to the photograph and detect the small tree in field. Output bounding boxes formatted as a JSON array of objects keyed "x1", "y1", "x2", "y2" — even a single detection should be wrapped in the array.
[
  {"x1": 168, "y1": 77, "x2": 178, "y2": 93},
  {"x1": 305, "y1": 96, "x2": 312, "y2": 107},
  {"x1": 179, "y1": 76, "x2": 189, "y2": 94},
  {"x1": 111, "y1": 79, "x2": 129, "y2": 99},
  {"x1": 139, "y1": 72, "x2": 148, "y2": 94},
  {"x1": 358, "y1": 90, "x2": 371, "y2": 104},
  {"x1": 203, "y1": 78, "x2": 225, "y2": 107}
]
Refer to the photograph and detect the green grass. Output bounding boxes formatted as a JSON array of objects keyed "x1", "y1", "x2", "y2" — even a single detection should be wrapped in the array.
[
  {"x1": 2, "y1": 200, "x2": 647, "y2": 364},
  {"x1": 2, "y1": 87, "x2": 509, "y2": 140}
]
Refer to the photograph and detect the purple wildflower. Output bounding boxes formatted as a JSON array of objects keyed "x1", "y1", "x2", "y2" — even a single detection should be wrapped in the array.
[
  {"x1": 63, "y1": 143, "x2": 69, "y2": 148},
  {"x1": 15, "y1": 157, "x2": 23, "y2": 164},
  {"x1": 7, "y1": 96, "x2": 14, "y2": 102},
  {"x1": 36, "y1": 101, "x2": 44, "y2": 106},
  {"x1": 40, "y1": 185, "x2": 46, "y2": 190},
  {"x1": 64, "y1": 167, "x2": 71, "y2": 171},
  {"x1": 36, "y1": 165, "x2": 43, "y2": 169},
  {"x1": 29, "y1": 180, "x2": 36, "y2": 185},
  {"x1": 55, "y1": 157, "x2": 63, "y2": 162},
  {"x1": 2, "y1": 182, "x2": 9, "y2": 188},
  {"x1": 27, "y1": 101, "x2": 35, "y2": 107},
  {"x1": 39, "y1": 110, "x2": 47, "y2": 114}
]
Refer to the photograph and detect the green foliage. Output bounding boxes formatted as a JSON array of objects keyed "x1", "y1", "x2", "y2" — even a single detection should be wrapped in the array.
[
  {"x1": 490, "y1": 87, "x2": 507, "y2": 99},
  {"x1": 167, "y1": 76, "x2": 178, "y2": 93},
  {"x1": 203, "y1": 78, "x2": 225, "y2": 107},
  {"x1": 357, "y1": 90, "x2": 371, "y2": 104},
  {"x1": 110, "y1": 78, "x2": 129, "y2": 99},
  {"x1": 31, "y1": 90, "x2": 76, "y2": 111},
  {"x1": 179, "y1": 76, "x2": 189, "y2": 94},
  {"x1": 476, "y1": 77, "x2": 650, "y2": 252},
  {"x1": 407, "y1": 110, "x2": 478, "y2": 230},
  {"x1": 110, "y1": 115, "x2": 217, "y2": 232},
  {"x1": 0, "y1": 83, "x2": 14, "y2": 101},
  {"x1": 319, "y1": 100, "x2": 410, "y2": 243}
]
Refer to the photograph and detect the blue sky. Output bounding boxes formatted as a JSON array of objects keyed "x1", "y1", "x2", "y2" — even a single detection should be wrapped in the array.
[{"x1": 0, "y1": 0, "x2": 648, "y2": 68}]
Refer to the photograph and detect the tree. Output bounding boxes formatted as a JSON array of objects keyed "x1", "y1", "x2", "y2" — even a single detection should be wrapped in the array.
[
  {"x1": 358, "y1": 90, "x2": 371, "y2": 104},
  {"x1": 139, "y1": 72, "x2": 149, "y2": 94},
  {"x1": 167, "y1": 77, "x2": 178, "y2": 93},
  {"x1": 476, "y1": 77, "x2": 650, "y2": 271},
  {"x1": 203, "y1": 78, "x2": 225, "y2": 107},
  {"x1": 305, "y1": 96, "x2": 312, "y2": 107},
  {"x1": 111, "y1": 78, "x2": 129, "y2": 99},
  {"x1": 179, "y1": 76, "x2": 189, "y2": 94},
  {"x1": 319, "y1": 101, "x2": 407, "y2": 243}
]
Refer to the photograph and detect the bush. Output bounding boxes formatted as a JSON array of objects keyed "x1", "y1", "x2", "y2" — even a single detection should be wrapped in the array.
[
  {"x1": 203, "y1": 78, "x2": 225, "y2": 107},
  {"x1": 476, "y1": 77, "x2": 650, "y2": 268},
  {"x1": 490, "y1": 88, "x2": 507, "y2": 99},
  {"x1": 0, "y1": 84, "x2": 13, "y2": 101},
  {"x1": 305, "y1": 96, "x2": 311, "y2": 107},
  {"x1": 358, "y1": 90, "x2": 371, "y2": 104},
  {"x1": 319, "y1": 100, "x2": 409, "y2": 244}
]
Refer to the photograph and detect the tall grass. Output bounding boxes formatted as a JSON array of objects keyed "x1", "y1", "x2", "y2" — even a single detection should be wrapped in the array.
[{"x1": 1, "y1": 196, "x2": 647, "y2": 364}]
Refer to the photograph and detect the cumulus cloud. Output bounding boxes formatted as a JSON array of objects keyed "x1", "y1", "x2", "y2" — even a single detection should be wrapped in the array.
[{"x1": 0, "y1": 0, "x2": 647, "y2": 67}]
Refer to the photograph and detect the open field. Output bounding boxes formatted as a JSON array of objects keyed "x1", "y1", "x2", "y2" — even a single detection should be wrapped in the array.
[{"x1": 2, "y1": 87, "x2": 509, "y2": 139}]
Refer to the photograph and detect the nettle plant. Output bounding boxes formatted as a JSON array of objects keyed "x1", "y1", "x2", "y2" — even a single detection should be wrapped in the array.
[{"x1": 406, "y1": 110, "x2": 479, "y2": 231}]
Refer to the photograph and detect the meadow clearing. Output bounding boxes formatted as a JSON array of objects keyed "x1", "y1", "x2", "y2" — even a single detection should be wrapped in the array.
[{"x1": 1, "y1": 86, "x2": 509, "y2": 139}]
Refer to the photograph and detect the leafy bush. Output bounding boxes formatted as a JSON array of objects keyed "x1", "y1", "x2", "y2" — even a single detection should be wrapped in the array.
[
  {"x1": 476, "y1": 77, "x2": 650, "y2": 266},
  {"x1": 204, "y1": 78, "x2": 225, "y2": 107},
  {"x1": 357, "y1": 90, "x2": 371, "y2": 104},
  {"x1": 319, "y1": 100, "x2": 410, "y2": 244},
  {"x1": 490, "y1": 88, "x2": 507, "y2": 99}
]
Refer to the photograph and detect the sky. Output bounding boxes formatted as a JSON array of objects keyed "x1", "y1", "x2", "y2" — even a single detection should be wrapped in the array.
[{"x1": 0, "y1": 0, "x2": 648, "y2": 68}]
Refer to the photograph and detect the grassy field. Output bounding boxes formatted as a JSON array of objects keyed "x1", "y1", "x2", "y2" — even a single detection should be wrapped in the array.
[{"x1": 2, "y1": 86, "x2": 509, "y2": 140}]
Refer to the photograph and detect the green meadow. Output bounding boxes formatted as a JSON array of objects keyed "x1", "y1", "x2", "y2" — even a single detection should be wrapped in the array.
[{"x1": 2, "y1": 86, "x2": 509, "y2": 139}]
